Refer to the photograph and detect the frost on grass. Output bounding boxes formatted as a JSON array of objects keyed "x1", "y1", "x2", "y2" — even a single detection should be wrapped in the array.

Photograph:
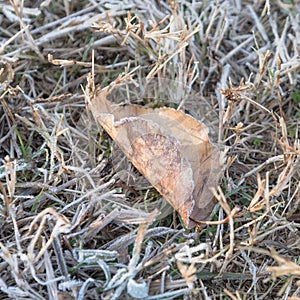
[{"x1": 0, "y1": 1, "x2": 299, "y2": 299}]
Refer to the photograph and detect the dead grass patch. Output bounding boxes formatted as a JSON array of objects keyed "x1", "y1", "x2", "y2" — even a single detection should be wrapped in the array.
[{"x1": 0, "y1": 1, "x2": 299, "y2": 299}]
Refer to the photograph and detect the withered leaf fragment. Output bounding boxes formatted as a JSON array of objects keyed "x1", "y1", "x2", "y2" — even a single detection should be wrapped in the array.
[{"x1": 89, "y1": 86, "x2": 223, "y2": 228}]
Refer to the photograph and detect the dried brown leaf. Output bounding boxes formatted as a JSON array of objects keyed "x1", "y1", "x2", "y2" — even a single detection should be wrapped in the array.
[{"x1": 89, "y1": 85, "x2": 223, "y2": 228}]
